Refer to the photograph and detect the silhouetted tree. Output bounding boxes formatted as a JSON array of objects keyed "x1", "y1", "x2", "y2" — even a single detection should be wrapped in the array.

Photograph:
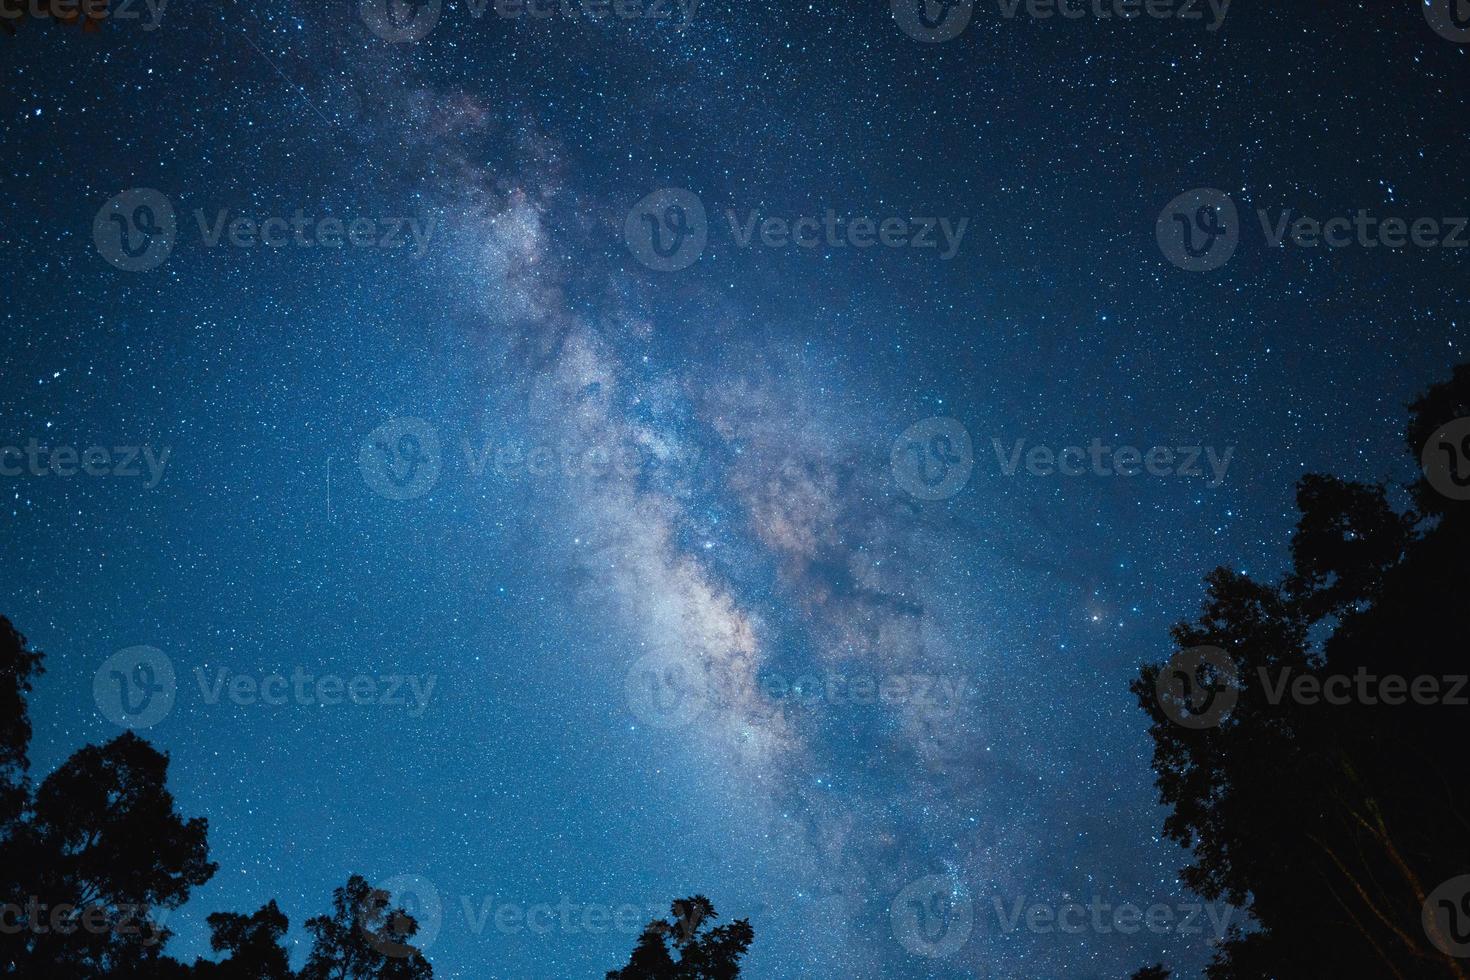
[
  {"x1": 0, "y1": 621, "x2": 217, "y2": 980},
  {"x1": 0, "y1": 618, "x2": 435, "y2": 979},
  {"x1": 0, "y1": 617, "x2": 42, "y2": 830},
  {"x1": 1132, "y1": 363, "x2": 1470, "y2": 978},
  {"x1": 2, "y1": 731, "x2": 217, "y2": 977},
  {"x1": 606, "y1": 895, "x2": 754, "y2": 979},
  {"x1": 192, "y1": 900, "x2": 292, "y2": 980},
  {"x1": 299, "y1": 875, "x2": 433, "y2": 980},
  {"x1": 1130, "y1": 965, "x2": 1170, "y2": 980}
]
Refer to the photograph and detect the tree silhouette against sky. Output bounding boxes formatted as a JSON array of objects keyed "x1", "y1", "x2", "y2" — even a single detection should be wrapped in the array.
[
  {"x1": 0, "y1": 620, "x2": 434, "y2": 979},
  {"x1": 0, "y1": 617, "x2": 751, "y2": 977},
  {"x1": 1133, "y1": 363, "x2": 1470, "y2": 978},
  {"x1": 605, "y1": 895, "x2": 754, "y2": 980}
]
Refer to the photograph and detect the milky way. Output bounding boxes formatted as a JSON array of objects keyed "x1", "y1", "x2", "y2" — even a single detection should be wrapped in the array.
[{"x1": 4, "y1": 1, "x2": 1469, "y2": 977}]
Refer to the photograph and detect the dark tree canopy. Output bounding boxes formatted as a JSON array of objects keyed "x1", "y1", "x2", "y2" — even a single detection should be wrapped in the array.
[
  {"x1": 0, "y1": 619, "x2": 435, "y2": 980},
  {"x1": 0, "y1": 620, "x2": 215, "y2": 978},
  {"x1": 1132, "y1": 363, "x2": 1470, "y2": 978},
  {"x1": 606, "y1": 895, "x2": 754, "y2": 979},
  {"x1": 0, "y1": 617, "x2": 43, "y2": 827},
  {"x1": 2, "y1": 620, "x2": 749, "y2": 978},
  {"x1": 194, "y1": 901, "x2": 292, "y2": 980},
  {"x1": 299, "y1": 875, "x2": 433, "y2": 980}
]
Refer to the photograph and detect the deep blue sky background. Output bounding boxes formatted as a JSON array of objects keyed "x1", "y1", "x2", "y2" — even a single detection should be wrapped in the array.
[{"x1": 3, "y1": 1, "x2": 1468, "y2": 977}]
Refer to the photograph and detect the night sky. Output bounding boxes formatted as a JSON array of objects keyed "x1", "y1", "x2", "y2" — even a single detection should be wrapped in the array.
[{"x1": 3, "y1": 0, "x2": 1468, "y2": 977}]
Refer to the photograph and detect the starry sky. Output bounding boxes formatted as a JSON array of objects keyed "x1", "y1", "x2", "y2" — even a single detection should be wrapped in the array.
[{"x1": 3, "y1": 1, "x2": 1469, "y2": 977}]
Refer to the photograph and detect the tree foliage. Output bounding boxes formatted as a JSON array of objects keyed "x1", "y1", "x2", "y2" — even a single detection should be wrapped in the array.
[
  {"x1": 0, "y1": 622, "x2": 431, "y2": 979},
  {"x1": 606, "y1": 895, "x2": 754, "y2": 979},
  {"x1": 1132, "y1": 363, "x2": 1470, "y2": 978},
  {"x1": 2, "y1": 618, "x2": 751, "y2": 978}
]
